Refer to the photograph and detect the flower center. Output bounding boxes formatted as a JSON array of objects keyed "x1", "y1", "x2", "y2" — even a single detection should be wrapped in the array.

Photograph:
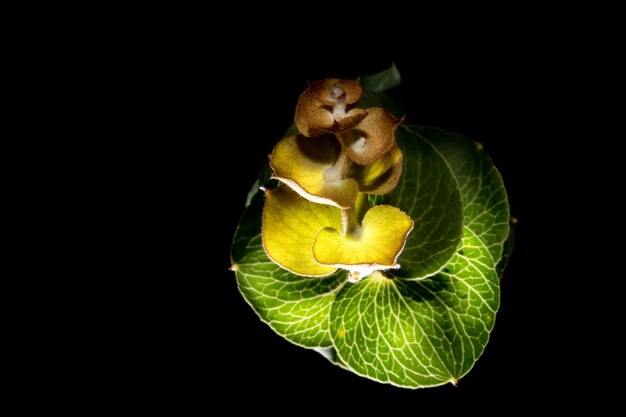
[{"x1": 330, "y1": 84, "x2": 347, "y2": 121}]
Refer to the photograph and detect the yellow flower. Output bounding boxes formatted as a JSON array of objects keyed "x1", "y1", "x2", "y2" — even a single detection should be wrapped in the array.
[
  {"x1": 262, "y1": 77, "x2": 413, "y2": 281},
  {"x1": 271, "y1": 105, "x2": 403, "y2": 208},
  {"x1": 262, "y1": 186, "x2": 413, "y2": 279}
]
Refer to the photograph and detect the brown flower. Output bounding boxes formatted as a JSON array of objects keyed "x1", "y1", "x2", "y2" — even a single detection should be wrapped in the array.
[{"x1": 294, "y1": 78, "x2": 368, "y2": 137}]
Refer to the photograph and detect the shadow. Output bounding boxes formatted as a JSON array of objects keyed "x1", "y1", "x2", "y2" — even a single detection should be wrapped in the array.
[
  {"x1": 393, "y1": 274, "x2": 452, "y2": 304},
  {"x1": 294, "y1": 133, "x2": 340, "y2": 164}
]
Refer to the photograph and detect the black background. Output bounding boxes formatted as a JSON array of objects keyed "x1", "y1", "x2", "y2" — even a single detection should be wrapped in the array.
[{"x1": 129, "y1": 38, "x2": 605, "y2": 411}]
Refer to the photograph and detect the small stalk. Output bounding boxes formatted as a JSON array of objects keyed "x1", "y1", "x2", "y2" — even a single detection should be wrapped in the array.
[
  {"x1": 341, "y1": 206, "x2": 361, "y2": 236},
  {"x1": 323, "y1": 133, "x2": 352, "y2": 182}
]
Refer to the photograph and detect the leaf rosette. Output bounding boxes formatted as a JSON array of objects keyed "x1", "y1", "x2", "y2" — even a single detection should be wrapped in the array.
[{"x1": 230, "y1": 66, "x2": 512, "y2": 388}]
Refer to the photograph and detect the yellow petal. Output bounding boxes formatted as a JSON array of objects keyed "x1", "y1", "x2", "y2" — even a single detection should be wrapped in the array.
[
  {"x1": 342, "y1": 108, "x2": 400, "y2": 165},
  {"x1": 312, "y1": 205, "x2": 413, "y2": 275},
  {"x1": 262, "y1": 186, "x2": 342, "y2": 277},
  {"x1": 270, "y1": 134, "x2": 359, "y2": 209},
  {"x1": 351, "y1": 145, "x2": 403, "y2": 195},
  {"x1": 354, "y1": 192, "x2": 370, "y2": 225}
]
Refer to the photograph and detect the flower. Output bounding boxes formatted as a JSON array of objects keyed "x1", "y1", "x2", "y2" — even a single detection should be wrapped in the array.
[
  {"x1": 271, "y1": 105, "x2": 403, "y2": 209},
  {"x1": 262, "y1": 186, "x2": 413, "y2": 279},
  {"x1": 295, "y1": 78, "x2": 368, "y2": 137},
  {"x1": 262, "y1": 77, "x2": 413, "y2": 281}
]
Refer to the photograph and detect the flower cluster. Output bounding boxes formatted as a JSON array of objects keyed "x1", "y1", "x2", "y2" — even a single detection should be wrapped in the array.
[{"x1": 262, "y1": 79, "x2": 413, "y2": 282}]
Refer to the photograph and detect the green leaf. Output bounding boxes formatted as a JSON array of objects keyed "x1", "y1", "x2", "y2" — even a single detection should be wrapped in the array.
[
  {"x1": 313, "y1": 347, "x2": 350, "y2": 370},
  {"x1": 232, "y1": 192, "x2": 346, "y2": 347},
  {"x1": 361, "y1": 63, "x2": 401, "y2": 93},
  {"x1": 245, "y1": 163, "x2": 273, "y2": 207},
  {"x1": 358, "y1": 91, "x2": 411, "y2": 121},
  {"x1": 414, "y1": 126, "x2": 510, "y2": 262},
  {"x1": 368, "y1": 193, "x2": 383, "y2": 207},
  {"x1": 496, "y1": 224, "x2": 515, "y2": 279},
  {"x1": 382, "y1": 126, "x2": 464, "y2": 279},
  {"x1": 329, "y1": 227, "x2": 499, "y2": 388}
]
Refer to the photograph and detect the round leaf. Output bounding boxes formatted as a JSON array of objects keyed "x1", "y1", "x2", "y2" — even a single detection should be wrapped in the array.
[
  {"x1": 329, "y1": 227, "x2": 499, "y2": 388},
  {"x1": 414, "y1": 126, "x2": 510, "y2": 262},
  {"x1": 382, "y1": 126, "x2": 464, "y2": 279},
  {"x1": 232, "y1": 193, "x2": 346, "y2": 347}
]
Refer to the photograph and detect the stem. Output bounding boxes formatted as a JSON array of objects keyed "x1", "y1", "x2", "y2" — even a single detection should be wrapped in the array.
[
  {"x1": 323, "y1": 135, "x2": 352, "y2": 182},
  {"x1": 341, "y1": 206, "x2": 362, "y2": 237}
]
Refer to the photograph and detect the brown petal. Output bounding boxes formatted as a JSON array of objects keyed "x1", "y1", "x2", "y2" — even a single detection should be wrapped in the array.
[
  {"x1": 294, "y1": 95, "x2": 334, "y2": 137},
  {"x1": 294, "y1": 79, "x2": 365, "y2": 137},
  {"x1": 342, "y1": 108, "x2": 400, "y2": 165},
  {"x1": 307, "y1": 79, "x2": 363, "y2": 105},
  {"x1": 331, "y1": 79, "x2": 363, "y2": 104},
  {"x1": 336, "y1": 108, "x2": 368, "y2": 132}
]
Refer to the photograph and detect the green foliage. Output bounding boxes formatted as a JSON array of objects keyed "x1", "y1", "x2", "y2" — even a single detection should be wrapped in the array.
[
  {"x1": 330, "y1": 227, "x2": 499, "y2": 387},
  {"x1": 382, "y1": 126, "x2": 463, "y2": 279},
  {"x1": 360, "y1": 62, "x2": 401, "y2": 93}
]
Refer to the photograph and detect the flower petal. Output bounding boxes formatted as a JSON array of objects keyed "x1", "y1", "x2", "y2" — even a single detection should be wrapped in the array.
[
  {"x1": 262, "y1": 185, "x2": 342, "y2": 277},
  {"x1": 270, "y1": 134, "x2": 359, "y2": 209},
  {"x1": 342, "y1": 108, "x2": 400, "y2": 165},
  {"x1": 351, "y1": 145, "x2": 403, "y2": 195},
  {"x1": 336, "y1": 108, "x2": 368, "y2": 132},
  {"x1": 312, "y1": 205, "x2": 413, "y2": 276},
  {"x1": 307, "y1": 78, "x2": 363, "y2": 105},
  {"x1": 294, "y1": 94, "x2": 335, "y2": 137},
  {"x1": 294, "y1": 79, "x2": 365, "y2": 137}
]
